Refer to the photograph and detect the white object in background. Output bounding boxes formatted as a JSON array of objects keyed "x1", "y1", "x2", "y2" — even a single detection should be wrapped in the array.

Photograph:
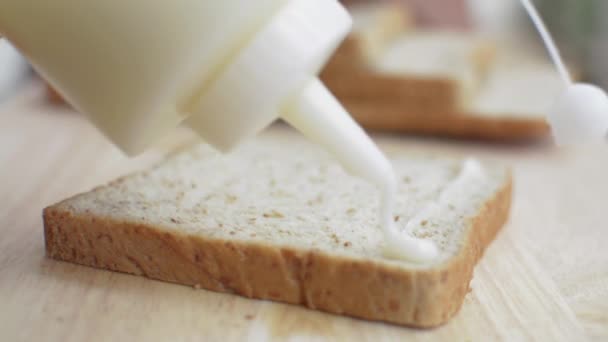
[
  {"x1": 520, "y1": 0, "x2": 608, "y2": 145},
  {"x1": 0, "y1": 40, "x2": 29, "y2": 103}
]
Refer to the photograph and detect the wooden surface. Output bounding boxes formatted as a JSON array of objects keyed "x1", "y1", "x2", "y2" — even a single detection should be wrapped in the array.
[{"x1": 1, "y1": 84, "x2": 607, "y2": 341}]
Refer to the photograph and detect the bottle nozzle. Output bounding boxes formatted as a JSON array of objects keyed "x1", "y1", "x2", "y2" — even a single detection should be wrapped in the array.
[
  {"x1": 283, "y1": 78, "x2": 439, "y2": 263},
  {"x1": 282, "y1": 78, "x2": 394, "y2": 184}
]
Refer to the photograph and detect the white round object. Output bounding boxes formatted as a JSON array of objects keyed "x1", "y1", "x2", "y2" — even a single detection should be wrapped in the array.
[
  {"x1": 2, "y1": 1, "x2": 286, "y2": 155},
  {"x1": 548, "y1": 83, "x2": 608, "y2": 146}
]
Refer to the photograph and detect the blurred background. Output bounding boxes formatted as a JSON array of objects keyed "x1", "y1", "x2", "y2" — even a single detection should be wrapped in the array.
[
  {"x1": 3, "y1": 0, "x2": 607, "y2": 144},
  {"x1": 1, "y1": 0, "x2": 607, "y2": 128},
  {"x1": 338, "y1": 0, "x2": 608, "y2": 85}
]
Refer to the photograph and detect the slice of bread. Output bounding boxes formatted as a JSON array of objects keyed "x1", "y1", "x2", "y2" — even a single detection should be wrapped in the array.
[
  {"x1": 374, "y1": 32, "x2": 495, "y2": 107},
  {"x1": 323, "y1": 3, "x2": 495, "y2": 112},
  {"x1": 322, "y1": 3, "x2": 558, "y2": 141},
  {"x1": 323, "y1": 30, "x2": 496, "y2": 116},
  {"x1": 43, "y1": 135, "x2": 511, "y2": 327}
]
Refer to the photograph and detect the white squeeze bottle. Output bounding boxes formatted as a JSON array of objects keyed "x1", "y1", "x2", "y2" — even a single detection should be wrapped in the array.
[{"x1": 0, "y1": 0, "x2": 437, "y2": 262}]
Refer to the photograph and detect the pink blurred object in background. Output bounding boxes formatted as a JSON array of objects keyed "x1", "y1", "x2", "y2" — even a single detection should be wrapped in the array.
[{"x1": 341, "y1": 0, "x2": 470, "y2": 29}]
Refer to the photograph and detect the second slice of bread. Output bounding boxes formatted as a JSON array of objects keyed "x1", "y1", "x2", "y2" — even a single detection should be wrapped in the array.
[{"x1": 43, "y1": 134, "x2": 511, "y2": 327}]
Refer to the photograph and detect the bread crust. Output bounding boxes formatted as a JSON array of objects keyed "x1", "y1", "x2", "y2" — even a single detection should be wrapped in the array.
[
  {"x1": 344, "y1": 102, "x2": 549, "y2": 141},
  {"x1": 322, "y1": 67, "x2": 459, "y2": 114},
  {"x1": 43, "y1": 171, "x2": 511, "y2": 328},
  {"x1": 321, "y1": 68, "x2": 549, "y2": 142}
]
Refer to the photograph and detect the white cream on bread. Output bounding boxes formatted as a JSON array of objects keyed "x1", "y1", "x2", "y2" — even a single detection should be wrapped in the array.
[{"x1": 283, "y1": 79, "x2": 439, "y2": 263}]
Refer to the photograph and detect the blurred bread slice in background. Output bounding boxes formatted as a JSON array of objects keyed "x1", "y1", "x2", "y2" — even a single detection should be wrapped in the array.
[
  {"x1": 322, "y1": 2, "x2": 571, "y2": 141},
  {"x1": 324, "y1": 29, "x2": 495, "y2": 115}
]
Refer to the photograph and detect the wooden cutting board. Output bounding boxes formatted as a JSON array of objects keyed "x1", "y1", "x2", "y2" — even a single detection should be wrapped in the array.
[{"x1": 0, "y1": 84, "x2": 606, "y2": 341}]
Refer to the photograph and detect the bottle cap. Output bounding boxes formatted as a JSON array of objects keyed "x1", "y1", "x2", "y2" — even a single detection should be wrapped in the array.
[{"x1": 186, "y1": 0, "x2": 352, "y2": 151}]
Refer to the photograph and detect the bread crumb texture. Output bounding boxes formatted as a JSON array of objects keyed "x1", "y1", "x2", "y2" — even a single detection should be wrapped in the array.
[{"x1": 43, "y1": 137, "x2": 511, "y2": 327}]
